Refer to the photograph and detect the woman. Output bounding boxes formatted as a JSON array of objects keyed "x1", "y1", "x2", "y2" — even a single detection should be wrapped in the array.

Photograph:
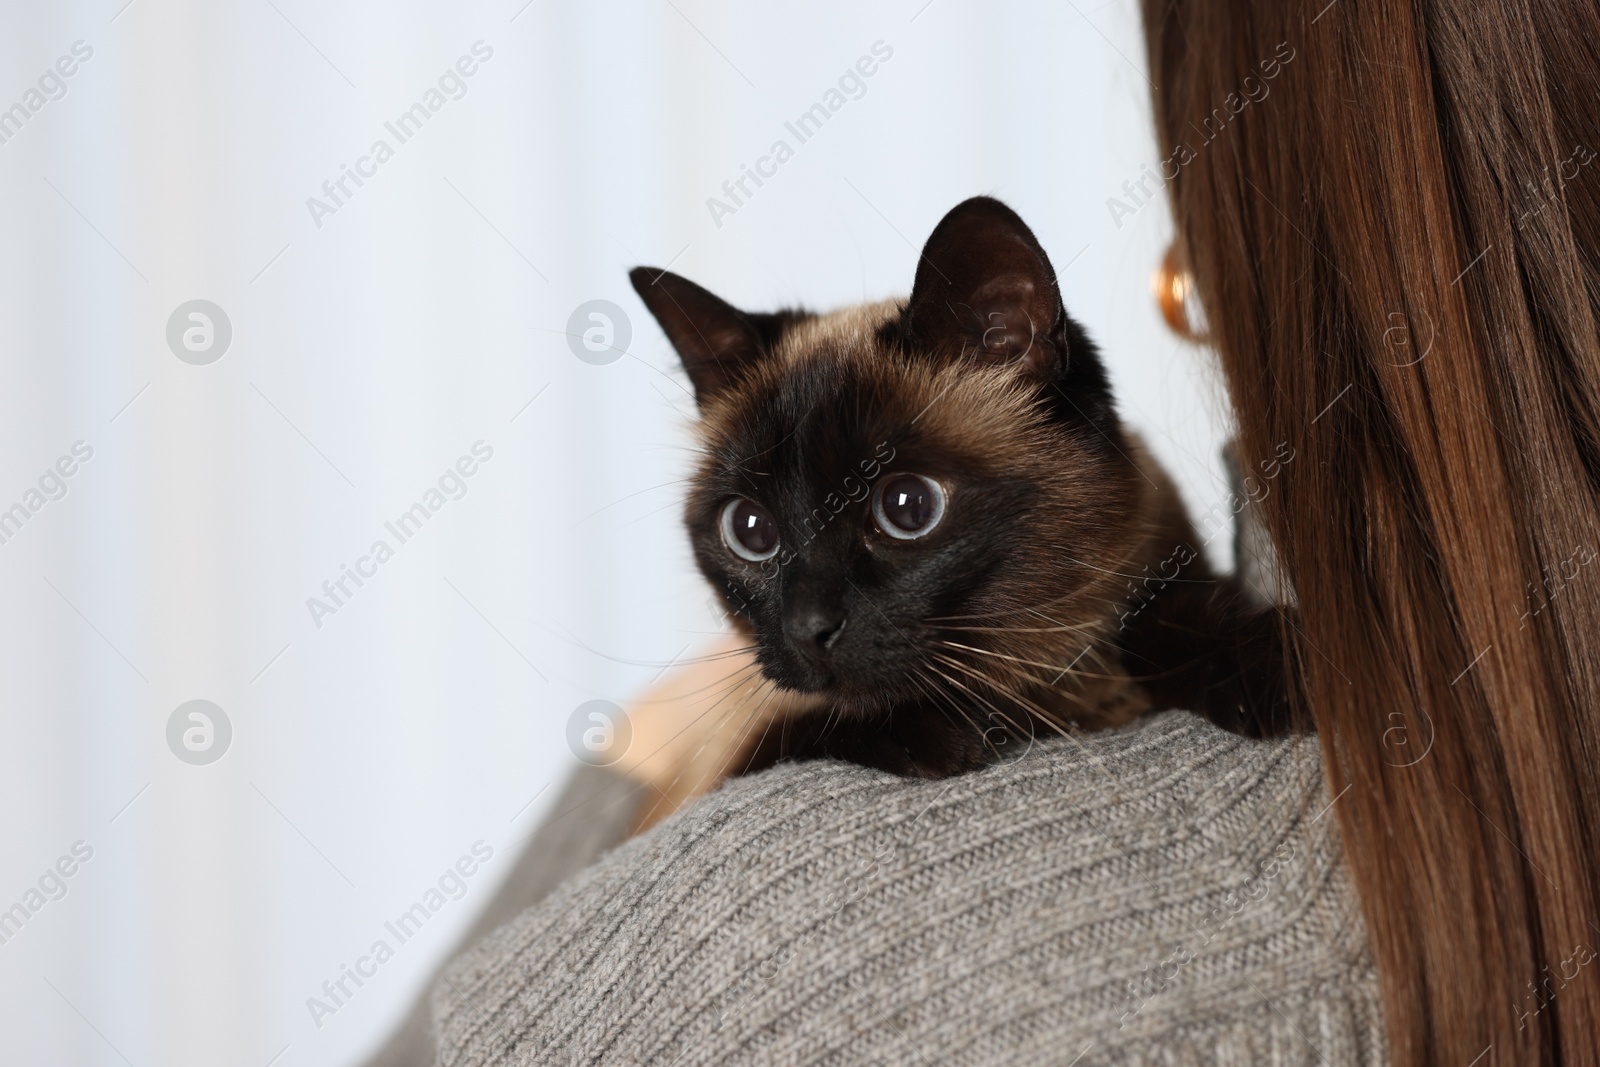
[
  {"x1": 1143, "y1": 0, "x2": 1600, "y2": 1062},
  {"x1": 405, "y1": 1, "x2": 1600, "y2": 1063}
]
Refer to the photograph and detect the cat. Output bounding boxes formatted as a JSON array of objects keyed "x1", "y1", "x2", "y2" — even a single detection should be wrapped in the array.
[{"x1": 630, "y1": 196, "x2": 1291, "y2": 779}]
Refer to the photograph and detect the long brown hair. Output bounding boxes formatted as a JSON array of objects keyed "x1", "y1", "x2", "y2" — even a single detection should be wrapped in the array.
[{"x1": 1141, "y1": 0, "x2": 1600, "y2": 1061}]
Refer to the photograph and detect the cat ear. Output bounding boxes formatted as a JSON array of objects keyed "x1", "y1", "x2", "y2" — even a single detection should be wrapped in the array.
[
  {"x1": 630, "y1": 267, "x2": 784, "y2": 404},
  {"x1": 899, "y1": 197, "x2": 1066, "y2": 378}
]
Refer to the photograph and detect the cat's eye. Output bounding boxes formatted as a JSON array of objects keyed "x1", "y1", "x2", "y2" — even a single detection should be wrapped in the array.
[
  {"x1": 872, "y1": 473, "x2": 947, "y2": 540},
  {"x1": 720, "y1": 497, "x2": 780, "y2": 562}
]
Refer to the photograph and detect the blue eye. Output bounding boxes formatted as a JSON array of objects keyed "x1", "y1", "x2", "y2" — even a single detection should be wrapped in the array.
[
  {"x1": 872, "y1": 473, "x2": 946, "y2": 539},
  {"x1": 720, "y1": 497, "x2": 779, "y2": 562}
]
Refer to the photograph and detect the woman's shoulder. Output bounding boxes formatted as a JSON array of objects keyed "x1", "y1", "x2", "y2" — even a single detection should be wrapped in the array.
[{"x1": 433, "y1": 712, "x2": 1385, "y2": 1066}]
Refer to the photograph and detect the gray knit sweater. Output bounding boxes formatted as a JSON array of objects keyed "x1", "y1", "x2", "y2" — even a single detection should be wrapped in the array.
[{"x1": 431, "y1": 712, "x2": 1383, "y2": 1065}]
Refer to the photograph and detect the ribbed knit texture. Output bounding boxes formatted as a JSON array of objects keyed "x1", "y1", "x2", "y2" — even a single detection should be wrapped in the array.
[{"x1": 433, "y1": 712, "x2": 1384, "y2": 1065}]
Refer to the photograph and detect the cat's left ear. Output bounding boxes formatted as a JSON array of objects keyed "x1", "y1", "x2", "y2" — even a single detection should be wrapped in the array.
[
  {"x1": 629, "y1": 267, "x2": 802, "y2": 405},
  {"x1": 897, "y1": 197, "x2": 1067, "y2": 379}
]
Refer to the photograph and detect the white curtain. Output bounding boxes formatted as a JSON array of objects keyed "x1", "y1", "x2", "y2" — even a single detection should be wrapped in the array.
[{"x1": 0, "y1": 1, "x2": 1227, "y2": 1064}]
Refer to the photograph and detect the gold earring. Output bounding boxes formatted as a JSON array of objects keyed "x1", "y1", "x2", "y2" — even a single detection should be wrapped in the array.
[{"x1": 1153, "y1": 243, "x2": 1207, "y2": 342}]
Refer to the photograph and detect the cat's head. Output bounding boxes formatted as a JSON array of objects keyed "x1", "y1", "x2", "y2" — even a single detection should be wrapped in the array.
[{"x1": 631, "y1": 197, "x2": 1152, "y2": 716}]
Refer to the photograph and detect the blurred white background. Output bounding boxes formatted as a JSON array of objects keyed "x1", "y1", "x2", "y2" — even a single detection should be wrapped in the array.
[{"x1": 0, "y1": 1, "x2": 1230, "y2": 1064}]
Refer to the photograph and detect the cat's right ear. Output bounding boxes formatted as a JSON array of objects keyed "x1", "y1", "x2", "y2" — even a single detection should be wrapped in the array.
[
  {"x1": 896, "y1": 197, "x2": 1067, "y2": 381},
  {"x1": 629, "y1": 267, "x2": 774, "y2": 405}
]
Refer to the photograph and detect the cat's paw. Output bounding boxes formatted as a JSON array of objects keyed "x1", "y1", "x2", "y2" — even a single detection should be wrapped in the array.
[
  {"x1": 880, "y1": 712, "x2": 994, "y2": 779},
  {"x1": 736, "y1": 704, "x2": 997, "y2": 779}
]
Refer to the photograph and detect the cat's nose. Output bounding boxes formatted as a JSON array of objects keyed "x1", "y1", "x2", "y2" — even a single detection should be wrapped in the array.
[{"x1": 784, "y1": 604, "x2": 848, "y2": 659}]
